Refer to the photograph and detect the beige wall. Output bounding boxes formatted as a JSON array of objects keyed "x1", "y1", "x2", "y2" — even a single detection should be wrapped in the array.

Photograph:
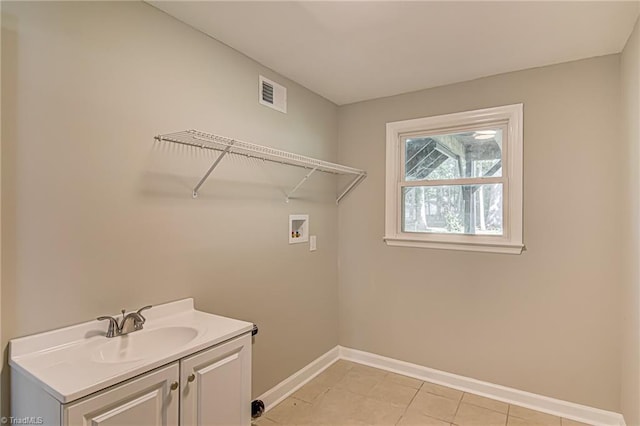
[
  {"x1": 337, "y1": 55, "x2": 623, "y2": 411},
  {"x1": 0, "y1": 0, "x2": 339, "y2": 413},
  {"x1": 621, "y1": 16, "x2": 640, "y2": 426},
  {"x1": 1, "y1": 0, "x2": 636, "y2": 419}
]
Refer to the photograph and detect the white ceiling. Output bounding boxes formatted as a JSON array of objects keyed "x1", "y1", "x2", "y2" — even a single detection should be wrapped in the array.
[{"x1": 150, "y1": 1, "x2": 640, "y2": 105}]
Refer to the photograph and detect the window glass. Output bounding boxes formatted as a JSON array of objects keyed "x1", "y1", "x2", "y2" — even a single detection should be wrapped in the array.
[
  {"x1": 404, "y1": 129, "x2": 503, "y2": 181},
  {"x1": 402, "y1": 184, "x2": 503, "y2": 235}
]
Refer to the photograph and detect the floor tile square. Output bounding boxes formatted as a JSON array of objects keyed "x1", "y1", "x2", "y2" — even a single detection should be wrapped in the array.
[
  {"x1": 349, "y1": 396, "x2": 407, "y2": 425},
  {"x1": 367, "y1": 380, "x2": 419, "y2": 407},
  {"x1": 406, "y1": 390, "x2": 460, "y2": 422},
  {"x1": 509, "y1": 405, "x2": 561, "y2": 425},
  {"x1": 252, "y1": 416, "x2": 278, "y2": 426},
  {"x1": 349, "y1": 363, "x2": 388, "y2": 378},
  {"x1": 384, "y1": 372, "x2": 423, "y2": 389},
  {"x1": 324, "y1": 360, "x2": 356, "y2": 377},
  {"x1": 397, "y1": 411, "x2": 452, "y2": 426},
  {"x1": 508, "y1": 415, "x2": 561, "y2": 426},
  {"x1": 454, "y1": 402, "x2": 507, "y2": 426},
  {"x1": 311, "y1": 387, "x2": 368, "y2": 425},
  {"x1": 420, "y1": 381, "x2": 464, "y2": 401},
  {"x1": 292, "y1": 363, "x2": 351, "y2": 403},
  {"x1": 266, "y1": 397, "x2": 313, "y2": 425},
  {"x1": 335, "y1": 369, "x2": 386, "y2": 396},
  {"x1": 462, "y1": 392, "x2": 509, "y2": 414}
]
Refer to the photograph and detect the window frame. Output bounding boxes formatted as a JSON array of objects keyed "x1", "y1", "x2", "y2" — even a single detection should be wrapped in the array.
[{"x1": 384, "y1": 104, "x2": 524, "y2": 254}]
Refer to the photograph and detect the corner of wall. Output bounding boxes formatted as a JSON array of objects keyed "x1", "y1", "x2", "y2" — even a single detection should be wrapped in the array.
[{"x1": 620, "y1": 14, "x2": 640, "y2": 426}]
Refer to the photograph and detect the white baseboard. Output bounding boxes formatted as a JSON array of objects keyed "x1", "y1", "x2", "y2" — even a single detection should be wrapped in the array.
[
  {"x1": 257, "y1": 345, "x2": 625, "y2": 426},
  {"x1": 339, "y1": 346, "x2": 626, "y2": 426},
  {"x1": 256, "y1": 346, "x2": 340, "y2": 412}
]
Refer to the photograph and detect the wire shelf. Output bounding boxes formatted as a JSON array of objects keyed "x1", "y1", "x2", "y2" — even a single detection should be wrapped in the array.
[{"x1": 155, "y1": 129, "x2": 367, "y2": 203}]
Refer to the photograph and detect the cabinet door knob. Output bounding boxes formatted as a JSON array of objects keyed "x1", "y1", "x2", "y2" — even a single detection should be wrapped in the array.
[
  {"x1": 188, "y1": 373, "x2": 196, "y2": 383},
  {"x1": 170, "y1": 381, "x2": 179, "y2": 391}
]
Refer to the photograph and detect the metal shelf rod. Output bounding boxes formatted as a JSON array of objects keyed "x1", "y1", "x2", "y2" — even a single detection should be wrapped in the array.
[
  {"x1": 337, "y1": 173, "x2": 367, "y2": 205},
  {"x1": 192, "y1": 141, "x2": 235, "y2": 198},
  {"x1": 286, "y1": 167, "x2": 318, "y2": 203},
  {"x1": 155, "y1": 130, "x2": 367, "y2": 204}
]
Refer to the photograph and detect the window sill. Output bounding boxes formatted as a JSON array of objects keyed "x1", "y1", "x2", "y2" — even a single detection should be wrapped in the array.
[{"x1": 383, "y1": 236, "x2": 524, "y2": 254}]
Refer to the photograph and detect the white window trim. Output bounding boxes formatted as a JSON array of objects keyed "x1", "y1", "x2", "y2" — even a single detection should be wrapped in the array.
[{"x1": 384, "y1": 104, "x2": 524, "y2": 254}]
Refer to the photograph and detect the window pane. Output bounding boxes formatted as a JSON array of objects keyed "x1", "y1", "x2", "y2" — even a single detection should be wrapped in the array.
[
  {"x1": 402, "y1": 184, "x2": 503, "y2": 235},
  {"x1": 404, "y1": 129, "x2": 502, "y2": 181}
]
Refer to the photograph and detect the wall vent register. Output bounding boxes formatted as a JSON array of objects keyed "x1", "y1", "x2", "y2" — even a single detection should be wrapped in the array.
[{"x1": 259, "y1": 75, "x2": 287, "y2": 113}]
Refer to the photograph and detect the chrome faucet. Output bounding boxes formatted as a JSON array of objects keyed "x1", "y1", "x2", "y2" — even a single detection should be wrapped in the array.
[{"x1": 97, "y1": 305, "x2": 152, "y2": 338}]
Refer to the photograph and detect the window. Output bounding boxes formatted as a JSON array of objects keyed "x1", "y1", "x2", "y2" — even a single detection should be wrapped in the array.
[{"x1": 385, "y1": 104, "x2": 523, "y2": 254}]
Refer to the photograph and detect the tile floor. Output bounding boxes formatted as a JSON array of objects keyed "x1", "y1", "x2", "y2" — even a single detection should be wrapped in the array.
[{"x1": 253, "y1": 360, "x2": 592, "y2": 426}]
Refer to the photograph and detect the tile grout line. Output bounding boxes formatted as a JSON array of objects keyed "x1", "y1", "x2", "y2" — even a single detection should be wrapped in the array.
[
  {"x1": 395, "y1": 380, "x2": 425, "y2": 425},
  {"x1": 461, "y1": 393, "x2": 511, "y2": 416},
  {"x1": 451, "y1": 391, "x2": 464, "y2": 424}
]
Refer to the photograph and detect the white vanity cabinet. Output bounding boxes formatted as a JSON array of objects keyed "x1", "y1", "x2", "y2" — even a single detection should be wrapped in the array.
[
  {"x1": 61, "y1": 334, "x2": 251, "y2": 426},
  {"x1": 9, "y1": 299, "x2": 254, "y2": 426},
  {"x1": 64, "y1": 363, "x2": 180, "y2": 426},
  {"x1": 180, "y1": 334, "x2": 252, "y2": 426}
]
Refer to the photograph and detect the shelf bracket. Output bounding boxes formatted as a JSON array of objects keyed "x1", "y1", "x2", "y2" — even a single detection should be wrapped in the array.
[
  {"x1": 192, "y1": 141, "x2": 235, "y2": 198},
  {"x1": 286, "y1": 167, "x2": 318, "y2": 203},
  {"x1": 336, "y1": 173, "x2": 367, "y2": 205}
]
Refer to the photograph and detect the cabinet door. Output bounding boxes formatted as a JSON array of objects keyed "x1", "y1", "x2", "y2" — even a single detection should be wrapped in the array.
[
  {"x1": 64, "y1": 363, "x2": 179, "y2": 426},
  {"x1": 180, "y1": 334, "x2": 252, "y2": 426}
]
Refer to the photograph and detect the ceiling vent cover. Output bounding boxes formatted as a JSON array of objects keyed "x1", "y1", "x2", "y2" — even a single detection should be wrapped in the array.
[{"x1": 259, "y1": 75, "x2": 287, "y2": 113}]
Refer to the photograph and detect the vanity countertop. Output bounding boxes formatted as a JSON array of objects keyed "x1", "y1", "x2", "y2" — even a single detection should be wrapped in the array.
[{"x1": 9, "y1": 298, "x2": 253, "y2": 403}]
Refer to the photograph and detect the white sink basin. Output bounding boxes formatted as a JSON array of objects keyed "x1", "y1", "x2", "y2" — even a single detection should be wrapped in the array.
[
  {"x1": 91, "y1": 326, "x2": 199, "y2": 363},
  {"x1": 10, "y1": 298, "x2": 254, "y2": 403}
]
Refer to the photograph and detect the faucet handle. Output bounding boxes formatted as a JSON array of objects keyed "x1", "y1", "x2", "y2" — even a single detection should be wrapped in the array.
[
  {"x1": 97, "y1": 316, "x2": 120, "y2": 338},
  {"x1": 97, "y1": 315, "x2": 115, "y2": 322},
  {"x1": 136, "y1": 305, "x2": 152, "y2": 323}
]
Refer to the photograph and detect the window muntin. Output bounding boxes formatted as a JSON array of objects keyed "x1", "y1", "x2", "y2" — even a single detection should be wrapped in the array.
[{"x1": 385, "y1": 104, "x2": 523, "y2": 254}]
